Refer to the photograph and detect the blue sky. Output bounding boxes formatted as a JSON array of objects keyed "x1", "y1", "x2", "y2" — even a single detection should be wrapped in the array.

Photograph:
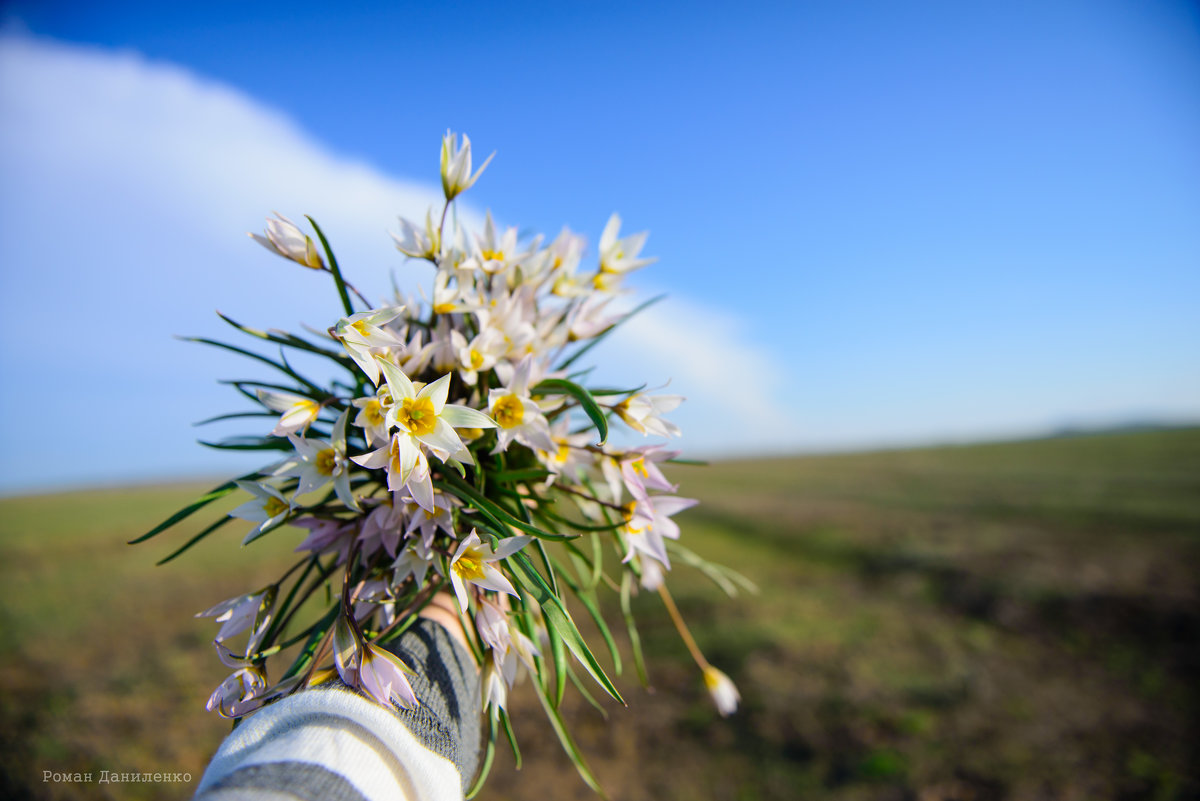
[{"x1": 1, "y1": 1, "x2": 1198, "y2": 492}]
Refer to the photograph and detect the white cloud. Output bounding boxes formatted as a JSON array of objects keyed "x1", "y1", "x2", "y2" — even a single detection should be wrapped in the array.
[
  {"x1": 592, "y1": 294, "x2": 802, "y2": 456},
  {"x1": 0, "y1": 34, "x2": 476, "y2": 490},
  {"x1": 0, "y1": 33, "x2": 797, "y2": 490}
]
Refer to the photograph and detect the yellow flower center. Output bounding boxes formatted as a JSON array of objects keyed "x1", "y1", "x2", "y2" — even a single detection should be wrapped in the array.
[
  {"x1": 263, "y1": 495, "x2": 289, "y2": 518},
  {"x1": 389, "y1": 437, "x2": 403, "y2": 472},
  {"x1": 396, "y1": 396, "x2": 437, "y2": 437},
  {"x1": 362, "y1": 399, "x2": 384, "y2": 427},
  {"x1": 453, "y1": 548, "x2": 487, "y2": 582},
  {"x1": 555, "y1": 442, "x2": 571, "y2": 464},
  {"x1": 458, "y1": 427, "x2": 484, "y2": 441},
  {"x1": 468, "y1": 349, "x2": 485, "y2": 369},
  {"x1": 351, "y1": 319, "x2": 373, "y2": 338},
  {"x1": 481, "y1": 249, "x2": 505, "y2": 262},
  {"x1": 629, "y1": 457, "x2": 648, "y2": 478},
  {"x1": 492, "y1": 395, "x2": 524, "y2": 429},
  {"x1": 433, "y1": 302, "x2": 455, "y2": 314},
  {"x1": 622, "y1": 501, "x2": 650, "y2": 535},
  {"x1": 315, "y1": 448, "x2": 338, "y2": 476}
]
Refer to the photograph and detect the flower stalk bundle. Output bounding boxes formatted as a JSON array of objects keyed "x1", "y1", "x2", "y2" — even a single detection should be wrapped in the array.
[{"x1": 136, "y1": 132, "x2": 752, "y2": 796}]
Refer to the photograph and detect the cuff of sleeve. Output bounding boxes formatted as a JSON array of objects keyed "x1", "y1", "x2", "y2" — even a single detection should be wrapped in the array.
[{"x1": 193, "y1": 684, "x2": 464, "y2": 801}]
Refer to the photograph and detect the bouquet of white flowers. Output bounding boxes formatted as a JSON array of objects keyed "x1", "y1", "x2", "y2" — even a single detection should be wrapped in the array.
[{"x1": 136, "y1": 132, "x2": 750, "y2": 796}]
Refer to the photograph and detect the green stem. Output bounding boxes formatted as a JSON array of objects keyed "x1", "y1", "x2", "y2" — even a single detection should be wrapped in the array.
[{"x1": 306, "y1": 216, "x2": 355, "y2": 317}]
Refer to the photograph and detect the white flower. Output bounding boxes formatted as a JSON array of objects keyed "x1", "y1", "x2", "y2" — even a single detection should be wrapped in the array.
[
  {"x1": 441, "y1": 130, "x2": 494, "y2": 201},
  {"x1": 351, "y1": 385, "x2": 393, "y2": 449},
  {"x1": 619, "y1": 445, "x2": 679, "y2": 497},
  {"x1": 334, "y1": 306, "x2": 406, "y2": 386},
  {"x1": 448, "y1": 529, "x2": 531, "y2": 611},
  {"x1": 206, "y1": 666, "x2": 267, "y2": 717},
  {"x1": 358, "y1": 495, "x2": 406, "y2": 558},
  {"x1": 392, "y1": 541, "x2": 436, "y2": 588},
  {"x1": 196, "y1": 591, "x2": 268, "y2": 644},
  {"x1": 488, "y1": 356, "x2": 556, "y2": 454},
  {"x1": 392, "y1": 208, "x2": 440, "y2": 261},
  {"x1": 465, "y1": 211, "x2": 527, "y2": 276},
  {"x1": 352, "y1": 364, "x2": 493, "y2": 512},
  {"x1": 702, "y1": 666, "x2": 740, "y2": 717},
  {"x1": 622, "y1": 491, "x2": 698, "y2": 570},
  {"x1": 257, "y1": 389, "x2": 320, "y2": 437},
  {"x1": 250, "y1": 213, "x2": 323, "y2": 269},
  {"x1": 598, "y1": 213, "x2": 654, "y2": 276},
  {"x1": 537, "y1": 417, "x2": 592, "y2": 487},
  {"x1": 612, "y1": 392, "x2": 684, "y2": 438},
  {"x1": 359, "y1": 643, "x2": 419, "y2": 710},
  {"x1": 380, "y1": 364, "x2": 496, "y2": 458},
  {"x1": 352, "y1": 431, "x2": 433, "y2": 510},
  {"x1": 286, "y1": 409, "x2": 359, "y2": 512},
  {"x1": 229, "y1": 480, "x2": 294, "y2": 543},
  {"x1": 451, "y1": 327, "x2": 505, "y2": 386}
]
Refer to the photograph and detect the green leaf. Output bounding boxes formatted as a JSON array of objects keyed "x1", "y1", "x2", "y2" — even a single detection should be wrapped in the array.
[
  {"x1": 546, "y1": 618, "x2": 567, "y2": 707},
  {"x1": 536, "y1": 507, "x2": 625, "y2": 534},
  {"x1": 198, "y1": 436, "x2": 294, "y2": 452},
  {"x1": 306, "y1": 216, "x2": 355, "y2": 317},
  {"x1": 215, "y1": 311, "x2": 349, "y2": 363},
  {"x1": 154, "y1": 515, "x2": 234, "y2": 565},
  {"x1": 620, "y1": 572, "x2": 649, "y2": 688},
  {"x1": 465, "y1": 715, "x2": 497, "y2": 800},
  {"x1": 575, "y1": 587, "x2": 622, "y2": 677},
  {"x1": 435, "y1": 474, "x2": 576, "y2": 541},
  {"x1": 667, "y1": 541, "x2": 760, "y2": 597},
  {"x1": 567, "y1": 662, "x2": 610, "y2": 720},
  {"x1": 532, "y1": 677, "x2": 608, "y2": 798},
  {"x1": 281, "y1": 605, "x2": 340, "y2": 681},
  {"x1": 490, "y1": 467, "x2": 552, "y2": 483},
  {"x1": 129, "y1": 478, "x2": 250, "y2": 544},
  {"x1": 507, "y1": 552, "x2": 625, "y2": 706},
  {"x1": 534, "y1": 539, "x2": 560, "y2": 597},
  {"x1": 499, "y1": 708, "x2": 521, "y2": 769},
  {"x1": 553, "y1": 553, "x2": 622, "y2": 677},
  {"x1": 192, "y1": 411, "x2": 278, "y2": 426},
  {"x1": 178, "y1": 336, "x2": 322, "y2": 393},
  {"x1": 533, "y1": 378, "x2": 608, "y2": 445},
  {"x1": 242, "y1": 511, "x2": 297, "y2": 546}
]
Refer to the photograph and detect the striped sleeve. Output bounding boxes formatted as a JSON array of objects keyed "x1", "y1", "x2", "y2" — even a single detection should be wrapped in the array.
[{"x1": 193, "y1": 620, "x2": 481, "y2": 801}]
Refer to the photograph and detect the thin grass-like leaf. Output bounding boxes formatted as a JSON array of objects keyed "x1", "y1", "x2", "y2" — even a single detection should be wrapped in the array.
[
  {"x1": 620, "y1": 571, "x2": 649, "y2": 687},
  {"x1": 129, "y1": 477, "x2": 252, "y2": 544},
  {"x1": 155, "y1": 515, "x2": 234, "y2": 565},
  {"x1": 198, "y1": 436, "x2": 294, "y2": 452},
  {"x1": 192, "y1": 411, "x2": 278, "y2": 426},
  {"x1": 179, "y1": 336, "x2": 323, "y2": 393},
  {"x1": 508, "y1": 552, "x2": 625, "y2": 705},
  {"x1": 499, "y1": 708, "x2": 521, "y2": 769},
  {"x1": 465, "y1": 715, "x2": 497, "y2": 800},
  {"x1": 567, "y1": 662, "x2": 610, "y2": 720},
  {"x1": 533, "y1": 679, "x2": 608, "y2": 798},
  {"x1": 306, "y1": 216, "x2": 355, "y2": 317},
  {"x1": 533, "y1": 378, "x2": 608, "y2": 445}
]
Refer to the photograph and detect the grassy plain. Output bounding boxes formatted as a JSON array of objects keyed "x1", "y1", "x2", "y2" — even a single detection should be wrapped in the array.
[{"x1": 1, "y1": 428, "x2": 1197, "y2": 800}]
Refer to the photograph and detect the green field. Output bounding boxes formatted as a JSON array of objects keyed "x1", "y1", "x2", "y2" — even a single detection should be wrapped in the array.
[{"x1": 2, "y1": 428, "x2": 1198, "y2": 800}]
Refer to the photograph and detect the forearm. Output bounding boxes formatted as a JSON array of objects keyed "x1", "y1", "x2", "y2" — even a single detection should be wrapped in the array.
[{"x1": 193, "y1": 618, "x2": 482, "y2": 801}]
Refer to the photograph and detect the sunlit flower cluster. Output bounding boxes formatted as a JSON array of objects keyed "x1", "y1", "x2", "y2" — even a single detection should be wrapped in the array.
[{"x1": 143, "y1": 132, "x2": 751, "y2": 796}]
